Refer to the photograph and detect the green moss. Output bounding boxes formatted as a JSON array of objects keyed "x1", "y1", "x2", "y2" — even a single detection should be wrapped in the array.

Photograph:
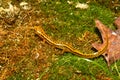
[
  {"x1": 39, "y1": 0, "x2": 114, "y2": 38},
  {"x1": 49, "y1": 54, "x2": 112, "y2": 79}
]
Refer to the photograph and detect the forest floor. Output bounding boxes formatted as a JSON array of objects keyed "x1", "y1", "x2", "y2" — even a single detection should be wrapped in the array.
[{"x1": 0, "y1": 0, "x2": 120, "y2": 80}]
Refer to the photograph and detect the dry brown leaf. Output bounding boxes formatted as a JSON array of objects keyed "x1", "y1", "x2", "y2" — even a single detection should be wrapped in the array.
[{"x1": 92, "y1": 17, "x2": 120, "y2": 66}]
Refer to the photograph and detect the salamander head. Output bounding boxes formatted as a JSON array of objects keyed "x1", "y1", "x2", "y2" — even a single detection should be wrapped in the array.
[{"x1": 33, "y1": 26, "x2": 40, "y2": 31}]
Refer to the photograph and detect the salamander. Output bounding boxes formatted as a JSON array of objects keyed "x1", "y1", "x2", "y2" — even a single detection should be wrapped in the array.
[{"x1": 33, "y1": 26, "x2": 108, "y2": 58}]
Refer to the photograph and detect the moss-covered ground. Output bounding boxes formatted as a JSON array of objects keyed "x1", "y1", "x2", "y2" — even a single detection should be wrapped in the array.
[{"x1": 0, "y1": 0, "x2": 120, "y2": 80}]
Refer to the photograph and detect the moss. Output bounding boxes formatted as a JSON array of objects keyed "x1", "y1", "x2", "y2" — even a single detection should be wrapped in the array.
[{"x1": 1, "y1": 0, "x2": 120, "y2": 80}]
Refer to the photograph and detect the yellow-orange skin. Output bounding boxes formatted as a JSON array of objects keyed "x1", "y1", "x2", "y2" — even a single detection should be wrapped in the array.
[{"x1": 33, "y1": 26, "x2": 108, "y2": 58}]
